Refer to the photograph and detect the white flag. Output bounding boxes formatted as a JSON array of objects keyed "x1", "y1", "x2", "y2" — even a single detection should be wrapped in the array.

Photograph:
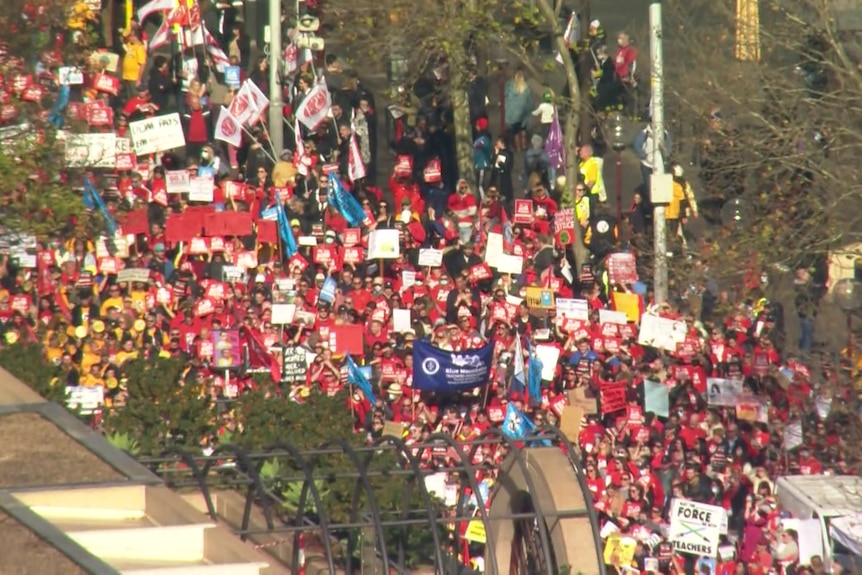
[
  {"x1": 244, "y1": 80, "x2": 270, "y2": 116},
  {"x1": 147, "y1": 19, "x2": 172, "y2": 52},
  {"x1": 295, "y1": 77, "x2": 331, "y2": 130},
  {"x1": 214, "y1": 107, "x2": 242, "y2": 147},
  {"x1": 137, "y1": 0, "x2": 175, "y2": 24},
  {"x1": 348, "y1": 133, "x2": 366, "y2": 182},
  {"x1": 203, "y1": 26, "x2": 230, "y2": 72}
]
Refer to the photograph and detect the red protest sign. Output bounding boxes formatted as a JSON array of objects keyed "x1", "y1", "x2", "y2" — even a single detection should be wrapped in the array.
[
  {"x1": 223, "y1": 181, "x2": 249, "y2": 202},
  {"x1": 86, "y1": 102, "x2": 113, "y2": 126},
  {"x1": 329, "y1": 324, "x2": 365, "y2": 356},
  {"x1": 205, "y1": 211, "x2": 253, "y2": 237},
  {"x1": 98, "y1": 257, "x2": 120, "y2": 275},
  {"x1": 189, "y1": 237, "x2": 209, "y2": 255},
  {"x1": 488, "y1": 406, "x2": 505, "y2": 423},
  {"x1": 343, "y1": 228, "x2": 361, "y2": 247},
  {"x1": 205, "y1": 282, "x2": 227, "y2": 300},
  {"x1": 513, "y1": 199, "x2": 534, "y2": 224},
  {"x1": 313, "y1": 245, "x2": 337, "y2": 266},
  {"x1": 607, "y1": 252, "x2": 638, "y2": 286},
  {"x1": 554, "y1": 208, "x2": 575, "y2": 246},
  {"x1": 194, "y1": 297, "x2": 216, "y2": 317},
  {"x1": 93, "y1": 73, "x2": 119, "y2": 95},
  {"x1": 209, "y1": 237, "x2": 225, "y2": 252},
  {"x1": 343, "y1": 246, "x2": 364, "y2": 266},
  {"x1": 469, "y1": 263, "x2": 492, "y2": 282},
  {"x1": 600, "y1": 382, "x2": 627, "y2": 414},
  {"x1": 120, "y1": 209, "x2": 149, "y2": 235},
  {"x1": 116, "y1": 153, "x2": 136, "y2": 171},
  {"x1": 256, "y1": 220, "x2": 277, "y2": 244}
]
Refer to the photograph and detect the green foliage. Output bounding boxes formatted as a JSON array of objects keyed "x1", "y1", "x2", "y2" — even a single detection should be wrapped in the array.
[
  {"x1": 0, "y1": 342, "x2": 67, "y2": 403},
  {"x1": 105, "y1": 431, "x2": 141, "y2": 456},
  {"x1": 100, "y1": 357, "x2": 215, "y2": 456}
]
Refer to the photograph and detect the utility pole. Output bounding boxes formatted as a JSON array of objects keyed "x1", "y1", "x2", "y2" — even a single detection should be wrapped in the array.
[
  {"x1": 268, "y1": 0, "x2": 284, "y2": 156},
  {"x1": 649, "y1": 0, "x2": 670, "y2": 305}
]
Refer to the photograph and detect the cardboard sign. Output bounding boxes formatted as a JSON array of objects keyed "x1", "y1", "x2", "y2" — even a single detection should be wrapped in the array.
[
  {"x1": 525, "y1": 287, "x2": 555, "y2": 309},
  {"x1": 129, "y1": 113, "x2": 186, "y2": 155},
  {"x1": 607, "y1": 252, "x2": 638, "y2": 286},
  {"x1": 513, "y1": 199, "x2": 534, "y2": 224},
  {"x1": 560, "y1": 405, "x2": 584, "y2": 442}
]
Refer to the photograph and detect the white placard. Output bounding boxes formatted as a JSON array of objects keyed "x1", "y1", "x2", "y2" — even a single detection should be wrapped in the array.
[
  {"x1": 165, "y1": 170, "x2": 190, "y2": 194},
  {"x1": 129, "y1": 113, "x2": 186, "y2": 155},
  {"x1": 783, "y1": 420, "x2": 803, "y2": 450},
  {"x1": 368, "y1": 229, "x2": 401, "y2": 259},
  {"x1": 418, "y1": 248, "x2": 443, "y2": 267},
  {"x1": 271, "y1": 303, "x2": 297, "y2": 325},
  {"x1": 65, "y1": 133, "x2": 118, "y2": 168},
  {"x1": 556, "y1": 298, "x2": 590, "y2": 320},
  {"x1": 401, "y1": 270, "x2": 416, "y2": 289},
  {"x1": 189, "y1": 176, "x2": 214, "y2": 202},
  {"x1": 497, "y1": 254, "x2": 523, "y2": 275},
  {"x1": 668, "y1": 498, "x2": 725, "y2": 557},
  {"x1": 706, "y1": 378, "x2": 743, "y2": 407},
  {"x1": 534, "y1": 344, "x2": 561, "y2": 381},
  {"x1": 392, "y1": 309, "x2": 412, "y2": 332},
  {"x1": 117, "y1": 268, "x2": 151, "y2": 284},
  {"x1": 485, "y1": 232, "x2": 504, "y2": 268},
  {"x1": 16, "y1": 254, "x2": 37, "y2": 268},
  {"x1": 65, "y1": 386, "x2": 104, "y2": 415},
  {"x1": 298, "y1": 236, "x2": 317, "y2": 246},
  {"x1": 637, "y1": 313, "x2": 687, "y2": 351},
  {"x1": 599, "y1": 309, "x2": 628, "y2": 325},
  {"x1": 58, "y1": 66, "x2": 84, "y2": 85}
]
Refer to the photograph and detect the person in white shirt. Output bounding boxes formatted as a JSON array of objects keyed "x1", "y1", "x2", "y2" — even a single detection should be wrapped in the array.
[{"x1": 531, "y1": 92, "x2": 556, "y2": 139}]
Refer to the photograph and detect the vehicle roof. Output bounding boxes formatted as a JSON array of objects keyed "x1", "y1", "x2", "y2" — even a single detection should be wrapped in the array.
[{"x1": 777, "y1": 475, "x2": 862, "y2": 518}]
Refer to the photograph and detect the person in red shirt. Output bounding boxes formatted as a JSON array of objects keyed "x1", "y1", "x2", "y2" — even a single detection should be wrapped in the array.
[
  {"x1": 447, "y1": 180, "x2": 478, "y2": 224},
  {"x1": 121, "y1": 86, "x2": 159, "y2": 119},
  {"x1": 182, "y1": 94, "x2": 212, "y2": 159}
]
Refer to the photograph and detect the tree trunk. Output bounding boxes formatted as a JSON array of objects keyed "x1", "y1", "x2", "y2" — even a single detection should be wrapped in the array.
[
  {"x1": 535, "y1": 0, "x2": 589, "y2": 271},
  {"x1": 448, "y1": 61, "x2": 477, "y2": 188}
]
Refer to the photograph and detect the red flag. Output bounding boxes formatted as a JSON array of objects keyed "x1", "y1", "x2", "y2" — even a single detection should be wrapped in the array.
[{"x1": 241, "y1": 326, "x2": 281, "y2": 381}]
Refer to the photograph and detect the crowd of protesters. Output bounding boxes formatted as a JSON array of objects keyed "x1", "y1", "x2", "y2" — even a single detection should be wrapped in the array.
[{"x1": 0, "y1": 3, "x2": 856, "y2": 575}]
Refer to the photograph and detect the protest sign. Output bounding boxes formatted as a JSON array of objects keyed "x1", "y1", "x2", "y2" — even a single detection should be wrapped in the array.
[
  {"x1": 166, "y1": 170, "x2": 190, "y2": 194},
  {"x1": 130, "y1": 113, "x2": 186, "y2": 155},
  {"x1": 560, "y1": 405, "x2": 584, "y2": 442},
  {"x1": 189, "y1": 176, "x2": 214, "y2": 202},
  {"x1": 736, "y1": 395, "x2": 768, "y2": 423},
  {"x1": 281, "y1": 346, "x2": 307, "y2": 382},
  {"x1": 392, "y1": 309, "x2": 412, "y2": 332},
  {"x1": 418, "y1": 248, "x2": 443, "y2": 267},
  {"x1": 534, "y1": 344, "x2": 560, "y2": 380},
  {"x1": 784, "y1": 420, "x2": 803, "y2": 450},
  {"x1": 567, "y1": 387, "x2": 598, "y2": 414},
  {"x1": 64, "y1": 133, "x2": 119, "y2": 169},
  {"x1": 553, "y1": 208, "x2": 575, "y2": 245},
  {"x1": 603, "y1": 534, "x2": 637, "y2": 568},
  {"x1": 497, "y1": 254, "x2": 524, "y2": 275},
  {"x1": 212, "y1": 330, "x2": 242, "y2": 369},
  {"x1": 637, "y1": 314, "x2": 687, "y2": 351},
  {"x1": 524, "y1": 287, "x2": 555, "y2": 309},
  {"x1": 556, "y1": 298, "x2": 590, "y2": 320},
  {"x1": 607, "y1": 252, "x2": 638, "y2": 286},
  {"x1": 599, "y1": 309, "x2": 628, "y2": 325},
  {"x1": 485, "y1": 232, "x2": 504, "y2": 268},
  {"x1": 513, "y1": 199, "x2": 534, "y2": 224},
  {"x1": 368, "y1": 229, "x2": 401, "y2": 259},
  {"x1": 600, "y1": 382, "x2": 627, "y2": 414},
  {"x1": 65, "y1": 386, "x2": 104, "y2": 415},
  {"x1": 117, "y1": 268, "x2": 151, "y2": 284},
  {"x1": 668, "y1": 498, "x2": 726, "y2": 557},
  {"x1": 707, "y1": 378, "x2": 743, "y2": 407},
  {"x1": 643, "y1": 379, "x2": 669, "y2": 417}
]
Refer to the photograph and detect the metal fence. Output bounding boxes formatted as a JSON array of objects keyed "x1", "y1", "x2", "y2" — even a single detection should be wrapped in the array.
[{"x1": 136, "y1": 426, "x2": 605, "y2": 575}]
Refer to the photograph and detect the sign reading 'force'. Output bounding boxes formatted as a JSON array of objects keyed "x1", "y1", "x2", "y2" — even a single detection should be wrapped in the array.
[{"x1": 667, "y1": 498, "x2": 726, "y2": 557}]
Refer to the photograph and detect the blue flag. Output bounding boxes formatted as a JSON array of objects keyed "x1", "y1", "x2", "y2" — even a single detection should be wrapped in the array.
[
  {"x1": 48, "y1": 85, "x2": 70, "y2": 128},
  {"x1": 346, "y1": 355, "x2": 375, "y2": 403},
  {"x1": 511, "y1": 335, "x2": 526, "y2": 395},
  {"x1": 502, "y1": 403, "x2": 535, "y2": 439},
  {"x1": 527, "y1": 339, "x2": 544, "y2": 406},
  {"x1": 275, "y1": 200, "x2": 298, "y2": 256},
  {"x1": 412, "y1": 339, "x2": 494, "y2": 392},
  {"x1": 84, "y1": 178, "x2": 118, "y2": 235},
  {"x1": 327, "y1": 176, "x2": 367, "y2": 227}
]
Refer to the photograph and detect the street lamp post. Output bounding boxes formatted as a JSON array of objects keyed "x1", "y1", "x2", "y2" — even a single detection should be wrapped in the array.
[
  {"x1": 610, "y1": 113, "x2": 626, "y2": 241},
  {"x1": 834, "y1": 279, "x2": 862, "y2": 363}
]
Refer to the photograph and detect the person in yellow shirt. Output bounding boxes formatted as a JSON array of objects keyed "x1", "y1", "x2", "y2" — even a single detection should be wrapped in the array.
[
  {"x1": 121, "y1": 30, "x2": 147, "y2": 100},
  {"x1": 80, "y1": 363, "x2": 105, "y2": 387},
  {"x1": 667, "y1": 163, "x2": 699, "y2": 253},
  {"x1": 100, "y1": 285, "x2": 125, "y2": 316},
  {"x1": 114, "y1": 337, "x2": 140, "y2": 366},
  {"x1": 574, "y1": 182, "x2": 591, "y2": 228},
  {"x1": 578, "y1": 144, "x2": 606, "y2": 204}
]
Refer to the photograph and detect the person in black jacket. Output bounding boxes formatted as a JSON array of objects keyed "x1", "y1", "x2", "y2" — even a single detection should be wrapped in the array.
[
  {"x1": 445, "y1": 270, "x2": 481, "y2": 325},
  {"x1": 147, "y1": 56, "x2": 174, "y2": 112},
  {"x1": 490, "y1": 137, "x2": 515, "y2": 204}
]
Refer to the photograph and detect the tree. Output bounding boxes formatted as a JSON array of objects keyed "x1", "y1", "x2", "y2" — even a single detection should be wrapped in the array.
[
  {"x1": 0, "y1": 0, "x2": 102, "y2": 239},
  {"x1": 662, "y1": 0, "x2": 862, "y2": 285}
]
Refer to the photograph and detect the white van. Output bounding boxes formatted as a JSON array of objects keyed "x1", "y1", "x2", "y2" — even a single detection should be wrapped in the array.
[{"x1": 775, "y1": 475, "x2": 862, "y2": 573}]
